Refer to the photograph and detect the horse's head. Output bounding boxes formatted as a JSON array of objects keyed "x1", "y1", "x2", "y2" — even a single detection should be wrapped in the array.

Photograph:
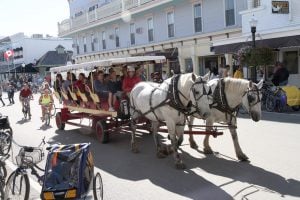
[
  {"x1": 189, "y1": 74, "x2": 212, "y2": 119},
  {"x1": 242, "y1": 79, "x2": 263, "y2": 122}
]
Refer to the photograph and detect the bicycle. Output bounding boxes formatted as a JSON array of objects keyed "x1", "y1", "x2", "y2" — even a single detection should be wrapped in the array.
[
  {"x1": 5, "y1": 139, "x2": 103, "y2": 200},
  {"x1": 0, "y1": 127, "x2": 12, "y2": 200},
  {"x1": 21, "y1": 98, "x2": 32, "y2": 120},
  {"x1": 4, "y1": 138, "x2": 46, "y2": 200},
  {"x1": 41, "y1": 103, "x2": 56, "y2": 126}
]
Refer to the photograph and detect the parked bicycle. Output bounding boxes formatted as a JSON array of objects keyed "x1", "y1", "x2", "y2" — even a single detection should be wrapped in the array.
[
  {"x1": 5, "y1": 139, "x2": 103, "y2": 200},
  {"x1": 0, "y1": 121, "x2": 12, "y2": 200},
  {"x1": 261, "y1": 81, "x2": 287, "y2": 112}
]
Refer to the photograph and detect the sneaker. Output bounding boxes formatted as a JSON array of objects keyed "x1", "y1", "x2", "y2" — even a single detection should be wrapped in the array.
[{"x1": 108, "y1": 107, "x2": 115, "y2": 112}]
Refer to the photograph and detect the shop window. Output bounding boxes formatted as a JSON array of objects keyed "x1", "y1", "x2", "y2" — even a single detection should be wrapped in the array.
[{"x1": 185, "y1": 58, "x2": 193, "y2": 73}]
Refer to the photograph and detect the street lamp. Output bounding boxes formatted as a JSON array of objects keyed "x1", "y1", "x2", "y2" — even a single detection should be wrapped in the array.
[{"x1": 249, "y1": 15, "x2": 258, "y2": 82}]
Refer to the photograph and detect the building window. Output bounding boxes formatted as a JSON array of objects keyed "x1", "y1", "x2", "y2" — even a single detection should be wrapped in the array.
[
  {"x1": 83, "y1": 36, "x2": 87, "y2": 53},
  {"x1": 115, "y1": 27, "x2": 120, "y2": 48},
  {"x1": 167, "y1": 11, "x2": 175, "y2": 38},
  {"x1": 147, "y1": 18, "x2": 154, "y2": 42},
  {"x1": 283, "y1": 51, "x2": 298, "y2": 74},
  {"x1": 225, "y1": 0, "x2": 235, "y2": 26},
  {"x1": 254, "y1": 0, "x2": 261, "y2": 8},
  {"x1": 102, "y1": 31, "x2": 106, "y2": 50},
  {"x1": 91, "y1": 34, "x2": 95, "y2": 52},
  {"x1": 76, "y1": 39, "x2": 80, "y2": 54},
  {"x1": 194, "y1": 3, "x2": 202, "y2": 32},
  {"x1": 130, "y1": 23, "x2": 135, "y2": 45}
]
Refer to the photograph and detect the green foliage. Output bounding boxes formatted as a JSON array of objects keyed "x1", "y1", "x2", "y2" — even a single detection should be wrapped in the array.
[{"x1": 241, "y1": 47, "x2": 275, "y2": 67}]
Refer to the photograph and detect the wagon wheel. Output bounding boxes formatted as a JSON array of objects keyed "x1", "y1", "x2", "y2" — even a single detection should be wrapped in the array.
[
  {"x1": 96, "y1": 120, "x2": 109, "y2": 144},
  {"x1": 93, "y1": 172, "x2": 103, "y2": 200},
  {"x1": 55, "y1": 112, "x2": 65, "y2": 130}
]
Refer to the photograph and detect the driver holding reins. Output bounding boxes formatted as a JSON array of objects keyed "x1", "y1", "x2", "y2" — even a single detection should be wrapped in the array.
[
  {"x1": 19, "y1": 83, "x2": 33, "y2": 119},
  {"x1": 39, "y1": 89, "x2": 54, "y2": 122}
]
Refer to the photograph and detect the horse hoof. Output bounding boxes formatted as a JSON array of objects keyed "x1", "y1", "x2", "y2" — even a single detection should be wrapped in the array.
[
  {"x1": 162, "y1": 146, "x2": 173, "y2": 155},
  {"x1": 238, "y1": 154, "x2": 249, "y2": 161},
  {"x1": 175, "y1": 163, "x2": 186, "y2": 170},
  {"x1": 204, "y1": 147, "x2": 213, "y2": 154},
  {"x1": 156, "y1": 151, "x2": 167, "y2": 159},
  {"x1": 189, "y1": 141, "x2": 198, "y2": 149},
  {"x1": 131, "y1": 148, "x2": 139, "y2": 154}
]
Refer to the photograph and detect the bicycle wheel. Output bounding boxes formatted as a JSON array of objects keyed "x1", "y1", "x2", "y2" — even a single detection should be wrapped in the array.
[
  {"x1": 0, "y1": 187, "x2": 4, "y2": 200},
  {"x1": 0, "y1": 130, "x2": 12, "y2": 156},
  {"x1": 265, "y1": 97, "x2": 275, "y2": 112},
  {"x1": 0, "y1": 162, "x2": 7, "y2": 180},
  {"x1": 93, "y1": 172, "x2": 103, "y2": 200},
  {"x1": 5, "y1": 170, "x2": 30, "y2": 200},
  {"x1": 44, "y1": 113, "x2": 50, "y2": 126}
]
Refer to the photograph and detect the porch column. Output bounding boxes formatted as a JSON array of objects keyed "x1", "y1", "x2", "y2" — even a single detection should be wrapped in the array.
[
  {"x1": 225, "y1": 53, "x2": 234, "y2": 77},
  {"x1": 191, "y1": 46, "x2": 199, "y2": 75},
  {"x1": 178, "y1": 47, "x2": 185, "y2": 73}
]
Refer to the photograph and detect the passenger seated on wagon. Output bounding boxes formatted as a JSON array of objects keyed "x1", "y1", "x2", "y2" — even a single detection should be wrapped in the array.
[
  {"x1": 74, "y1": 73, "x2": 86, "y2": 92},
  {"x1": 122, "y1": 65, "x2": 141, "y2": 97},
  {"x1": 94, "y1": 71, "x2": 114, "y2": 111},
  {"x1": 54, "y1": 74, "x2": 64, "y2": 101},
  {"x1": 62, "y1": 72, "x2": 71, "y2": 92},
  {"x1": 108, "y1": 68, "x2": 122, "y2": 112}
]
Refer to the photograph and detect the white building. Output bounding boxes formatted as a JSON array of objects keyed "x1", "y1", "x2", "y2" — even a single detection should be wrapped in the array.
[
  {"x1": 0, "y1": 33, "x2": 73, "y2": 80},
  {"x1": 213, "y1": 0, "x2": 300, "y2": 86}
]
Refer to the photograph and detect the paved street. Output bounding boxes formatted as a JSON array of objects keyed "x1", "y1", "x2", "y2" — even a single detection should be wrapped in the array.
[{"x1": 1, "y1": 91, "x2": 300, "y2": 200}]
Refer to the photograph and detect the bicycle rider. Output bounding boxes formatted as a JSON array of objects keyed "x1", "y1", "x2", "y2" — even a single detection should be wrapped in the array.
[
  {"x1": 39, "y1": 89, "x2": 54, "y2": 122},
  {"x1": 19, "y1": 83, "x2": 33, "y2": 119}
]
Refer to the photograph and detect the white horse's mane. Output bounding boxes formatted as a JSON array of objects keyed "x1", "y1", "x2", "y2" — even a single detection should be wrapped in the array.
[
  {"x1": 223, "y1": 77, "x2": 250, "y2": 108},
  {"x1": 224, "y1": 77, "x2": 249, "y2": 95}
]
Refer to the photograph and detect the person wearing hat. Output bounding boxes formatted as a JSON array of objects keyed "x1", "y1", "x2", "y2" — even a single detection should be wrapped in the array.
[
  {"x1": 122, "y1": 65, "x2": 141, "y2": 97},
  {"x1": 39, "y1": 88, "x2": 54, "y2": 122},
  {"x1": 19, "y1": 83, "x2": 33, "y2": 119}
]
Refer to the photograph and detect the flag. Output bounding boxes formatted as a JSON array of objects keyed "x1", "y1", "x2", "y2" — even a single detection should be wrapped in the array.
[{"x1": 4, "y1": 50, "x2": 14, "y2": 60}]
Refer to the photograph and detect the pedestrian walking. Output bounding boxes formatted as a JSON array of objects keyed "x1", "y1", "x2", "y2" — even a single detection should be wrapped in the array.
[
  {"x1": 7, "y1": 84, "x2": 15, "y2": 105},
  {"x1": 0, "y1": 84, "x2": 5, "y2": 106}
]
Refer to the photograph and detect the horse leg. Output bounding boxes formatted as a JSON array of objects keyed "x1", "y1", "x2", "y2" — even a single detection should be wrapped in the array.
[
  {"x1": 130, "y1": 113, "x2": 139, "y2": 153},
  {"x1": 203, "y1": 120, "x2": 214, "y2": 154},
  {"x1": 229, "y1": 127, "x2": 249, "y2": 161},
  {"x1": 188, "y1": 116, "x2": 198, "y2": 149},
  {"x1": 152, "y1": 121, "x2": 167, "y2": 158},
  {"x1": 167, "y1": 121, "x2": 185, "y2": 169}
]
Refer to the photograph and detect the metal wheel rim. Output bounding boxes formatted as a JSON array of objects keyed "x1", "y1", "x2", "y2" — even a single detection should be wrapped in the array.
[
  {"x1": 94, "y1": 173, "x2": 103, "y2": 200},
  {"x1": 0, "y1": 131, "x2": 12, "y2": 156},
  {"x1": 5, "y1": 173, "x2": 28, "y2": 200}
]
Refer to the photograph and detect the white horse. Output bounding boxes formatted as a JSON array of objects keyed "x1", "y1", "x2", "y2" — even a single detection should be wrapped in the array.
[
  {"x1": 130, "y1": 73, "x2": 212, "y2": 169},
  {"x1": 188, "y1": 78, "x2": 263, "y2": 161}
]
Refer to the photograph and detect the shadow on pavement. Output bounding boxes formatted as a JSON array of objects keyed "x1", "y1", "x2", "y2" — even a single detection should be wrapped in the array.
[
  {"x1": 182, "y1": 151, "x2": 300, "y2": 198},
  {"x1": 50, "y1": 128, "x2": 300, "y2": 199},
  {"x1": 51, "y1": 129, "x2": 232, "y2": 200},
  {"x1": 16, "y1": 119, "x2": 30, "y2": 124}
]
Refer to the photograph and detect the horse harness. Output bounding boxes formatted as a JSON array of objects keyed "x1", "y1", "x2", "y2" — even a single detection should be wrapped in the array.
[
  {"x1": 210, "y1": 79, "x2": 240, "y2": 124},
  {"x1": 131, "y1": 74, "x2": 208, "y2": 123},
  {"x1": 210, "y1": 78, "x2": 261, "y2": 124}
]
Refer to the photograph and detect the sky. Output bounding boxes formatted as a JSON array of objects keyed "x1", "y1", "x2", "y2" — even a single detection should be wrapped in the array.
[{"x1": 0, "y1": 0, "x2": 70, "y2": 37}]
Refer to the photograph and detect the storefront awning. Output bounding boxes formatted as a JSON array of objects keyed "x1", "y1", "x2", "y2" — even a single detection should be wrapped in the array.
[{"x1": 212, "y1": 35, "x2": 300, "y2": 54}]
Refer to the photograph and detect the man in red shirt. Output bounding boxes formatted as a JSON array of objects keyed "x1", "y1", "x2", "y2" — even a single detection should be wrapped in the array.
[
  {"x1": 19, "y1": 83, "x2": 33, "y2": 119},
  {"x1": 122, "y1": 66, "x2": 141, "y2": 97}
]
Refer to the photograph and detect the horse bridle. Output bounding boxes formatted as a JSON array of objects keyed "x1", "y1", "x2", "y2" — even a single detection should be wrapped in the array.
[
  {"x1": 188, "y1": 79, "x2": 212, "y2": 116},
  {"x1": 244, "y1": 84, "x2": 261, "y2": 107}
]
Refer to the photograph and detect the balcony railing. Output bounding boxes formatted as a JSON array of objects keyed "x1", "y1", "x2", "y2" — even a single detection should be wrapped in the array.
[{"x1": 58, "y1": 0, "x2": 166, "y2": 35}]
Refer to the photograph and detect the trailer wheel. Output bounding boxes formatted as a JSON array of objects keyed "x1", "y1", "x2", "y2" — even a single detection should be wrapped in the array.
[
  {"x1": 292, "y1": 105, "x2": 300, "y2": 111},
  {"x1": 96, "y1": 120, "x2": 109, "y2": 143},
  {"x1": 55, "y1": 112, "x2": 65, "y2": 130}
]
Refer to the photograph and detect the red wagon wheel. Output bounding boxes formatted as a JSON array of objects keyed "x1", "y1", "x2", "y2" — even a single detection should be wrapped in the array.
[
  {"x1": 96, "y1": 120, "x2": 109, "y2": 143},
  {"x1": 55, "y1": 112, "x2": 65, "y2": 130}
]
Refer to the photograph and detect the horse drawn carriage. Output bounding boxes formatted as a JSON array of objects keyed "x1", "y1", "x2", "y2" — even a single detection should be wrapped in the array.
[{"x1": 51, "y1": 56, "x2": 264, "y2": 169}]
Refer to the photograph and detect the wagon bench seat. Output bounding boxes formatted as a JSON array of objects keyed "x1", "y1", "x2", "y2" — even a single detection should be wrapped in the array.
[{"x1": 66, "y1": 106, "x2": 117, "y2": 117}]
